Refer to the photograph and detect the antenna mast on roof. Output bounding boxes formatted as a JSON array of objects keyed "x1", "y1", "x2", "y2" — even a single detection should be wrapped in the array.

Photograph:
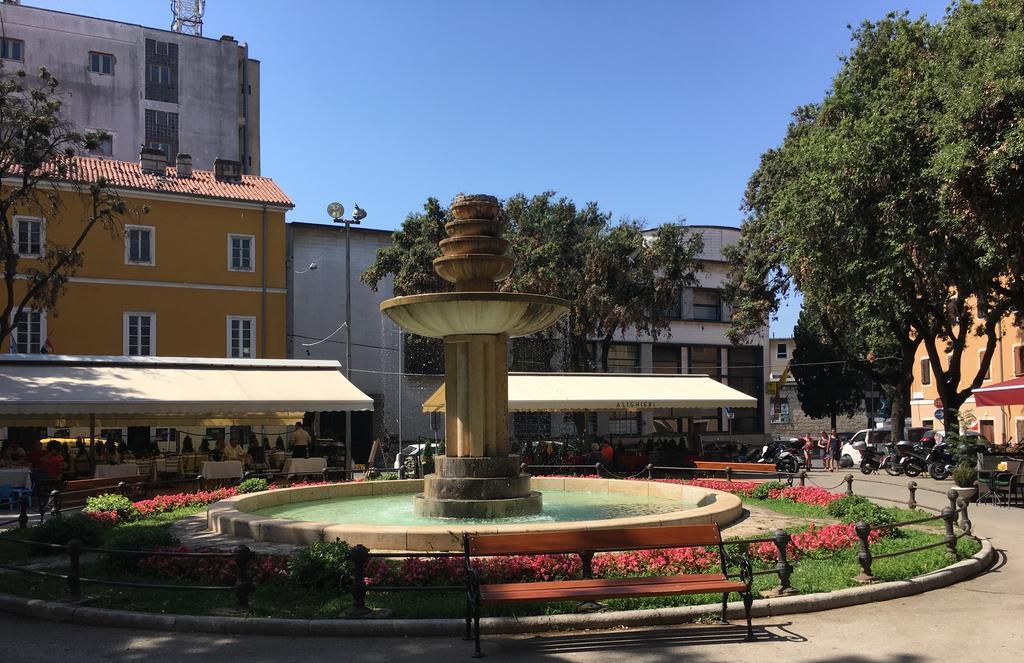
[{"x1": 170, "y1": 0, "x2": 205, "y2": 36}]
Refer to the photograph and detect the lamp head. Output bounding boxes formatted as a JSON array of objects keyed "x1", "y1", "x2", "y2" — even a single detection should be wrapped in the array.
[
  {"x1": 352, "y1": 204, "x2": 367, "y2": 222},
  {"x1": 327, "y1": 201, "x2": 345, "y2": 221}
]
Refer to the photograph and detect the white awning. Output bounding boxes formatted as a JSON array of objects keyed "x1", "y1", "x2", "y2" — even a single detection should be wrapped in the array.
[
  {"x1": 422, "y1": 373, "x2": 758, "y2": 413},
  {"x1": 0, "y1": 355, "x2": 373, "y2": 426}
]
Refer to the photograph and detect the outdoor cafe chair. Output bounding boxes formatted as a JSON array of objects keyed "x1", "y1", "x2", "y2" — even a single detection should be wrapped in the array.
[
  {"x1": 979, "y1": 458, "x2": 1024, "y2": 506},
  {"x1": 0, "y1": 485, "x2": 14, "y2": 510}
]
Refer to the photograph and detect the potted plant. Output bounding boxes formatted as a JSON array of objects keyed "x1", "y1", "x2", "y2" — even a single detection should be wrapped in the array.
[{"x1": 951, "y1": 463, "x2": 978, "y2": 501}]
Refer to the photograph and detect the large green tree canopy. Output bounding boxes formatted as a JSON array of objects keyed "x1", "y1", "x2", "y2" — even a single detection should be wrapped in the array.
[
  {"x1": 363, "y1": 192, "x2": 704, "y2": 374},
  {"x1": 725, "y1": 2, "x2": 1024, "y2": 436}
]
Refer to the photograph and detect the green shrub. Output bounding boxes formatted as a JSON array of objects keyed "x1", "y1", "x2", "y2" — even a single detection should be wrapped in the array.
[
  {"x1": 102, "y1": 523, "x2": 176, "y2": 552},
  {"x1": 27, "y1": 514, "x2": 106, "y2": 553},
  {"x1": 825, "y1": 495, "x2": 872, "y2": 518},
  {"x1": 751, "y1": 480, "x2": 788, "y2": 499},
  {"x1": 83, "y1": 493, "x2": 140, "y2": 522},
  {"x1": 237, "y1": 478, "x2": 269, "y2": 494},
  {"x1": 952, "y1": 464, "x2": 977, "y2": 488},
  {"x1": 825, "y1": 494, "x2": 895, "y2": 525},
  {"x1": 288, "y1": 538, "x2": 352, "y2": 590},
  {"x1": 366, "y1": 471, "x2": 399, "y2": 482}
]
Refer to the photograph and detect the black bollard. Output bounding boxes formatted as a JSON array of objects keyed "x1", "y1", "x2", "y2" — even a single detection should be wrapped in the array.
[
  {"x1": 233, "y1": 545, "x2": 253, "y2": 608},
  {"x1": 67, "y1": 538, "x2": 82, "y2": 598},
  {"x1": 854, "y1": 521, "x2": 874, "y2": 582},
  {"x1": 772, "y1": 529, "x2": 796, "y2": 595},
  {"x1": 907, "y1": 481, "x2": 917, "y2": 511},
  {"x1": 346, "y1": 544, "x2": 372, "y2": 617},
  {"x1": 844, "y1": 474, "x2": 854, "y2": 496}
]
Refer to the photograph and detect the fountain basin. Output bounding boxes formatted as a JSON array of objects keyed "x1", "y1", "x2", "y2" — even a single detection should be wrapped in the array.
[
  {"x1": 207, "y1": 477, "x2": 743, "y2": 552},
  {"x1": 380, "y1": 292, "x2": 569, "y2": 338}
]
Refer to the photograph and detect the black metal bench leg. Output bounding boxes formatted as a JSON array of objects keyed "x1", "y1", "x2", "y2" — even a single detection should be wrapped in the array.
[
  {"x1": 464, "y1": 595, "x2": 472, "y2": 641},
  {"x1": 472, "y1": 600, "x2": 484, "y2": 658},
  {"x1": 719, "y1": 592, "x2": 729, "y2": 624},
  {"x1": 743, "y1": 590, "x2": 754, "y2": 641}
]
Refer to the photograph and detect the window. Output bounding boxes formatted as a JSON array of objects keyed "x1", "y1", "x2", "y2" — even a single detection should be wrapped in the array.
[
  {"x1": 123, "y1": 312, "x2": 155, "y2": 356},
  {"x1": 1, "y1": 38, "x2": 24, "y2": 62},
  {"x1": 605, "y1": 343, "x2": 640, "y2": 373},
  {"x1": 10, "y1": 310, "x2": 44, "y2": 354},
  {"x1": 689, "y1": 345, "x2": 721, "y2": 379},
  {"x1": 691, "y1": 288, "x2": 721, "y2": 321},
  {"x1": 728, "y1": 345, "x2": 763, "y2": 433},
  {"x1": 154, "y1": 427, "x2": 177, "y2": 453},
  {"x1": 125, "y1": 225, "x2": 155, "y2": 265},
  {"x1": 609, "y1": 413, "x2": 641, "y2": 435},
  {"x1": 776, "y1": 343, "x2": 788, "y2": 359},
  {"x1": 90, "y1": 133, "x2": 113, "y2": 156},
  {"x1": 155, "y1": 41, "x2": 170, "y2": 56},
  {"x1": 920, "y1": 357, "x2": 931, "y2": 385},
  {"x1": 148, "y1": 141, "x2": 170, "y2": 157},
  {"x1": 922, "y1": 420, "x2": 933, "y2": 430},
  {"x1": 1015, "y1": 346, "x2": 1024, "y2": 377},
  {"x1": 979, "y1": 349, "x2": 991, "y2": 381},
  {"x1": 89, "y1": 51, "x2": 114, "y2": 75},
  {"x1": 149, "y1": 64, "x2": 170, "y2": 84},
  {"x1": 228, "y1": 234, "x2": 254, "y2": 271},
  {"x1": 15, "y1": 216, "x2": 43, "y2": 257},
  {"x1": 653, "y1": 344, "x2": 681, "y2": 374},
  {"x1": 227, "y1": 316, "x2": 255, "y2": 358}
]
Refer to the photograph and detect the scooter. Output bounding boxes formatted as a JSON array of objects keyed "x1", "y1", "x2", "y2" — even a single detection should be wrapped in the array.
[
  {"x1": 926, "y1": 441, "x2": 956, "y2": 481},
  {"x1": 855, "y1": 441, "x2": 883, "y2": 475},
  {"x1": 881, "y1": 443, "x2": 904, "y2": 476},
  {"x1": 896, "y1": 441, "x2": 929, "y2": 478},
  {"x1": 757, "y1": 440, "x2": 802, "y2": 474}
]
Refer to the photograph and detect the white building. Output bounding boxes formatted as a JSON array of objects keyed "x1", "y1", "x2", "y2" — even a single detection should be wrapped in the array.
[
  {"x1": 287, "y1": 223, "x2": 771, "y2": 457},
  {"x1": 0, "y1": 1, "x2": 260, "y2": 173}
]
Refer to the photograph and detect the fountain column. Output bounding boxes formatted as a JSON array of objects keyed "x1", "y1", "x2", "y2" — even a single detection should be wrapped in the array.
[{"x1": 380, "y1": 194, "x2": 568, "y2": 519}]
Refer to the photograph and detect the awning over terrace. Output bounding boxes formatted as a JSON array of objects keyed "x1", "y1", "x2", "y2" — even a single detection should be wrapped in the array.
[
  {"x1": 422, "y1": 373, "x2": 758, "y2": 413},
  {"x1": 0, "y1": 355, "x2": 373, "y2": 426},
  {"x1": 973, "y1": 376, "x2": 1024, "y2": 407}
]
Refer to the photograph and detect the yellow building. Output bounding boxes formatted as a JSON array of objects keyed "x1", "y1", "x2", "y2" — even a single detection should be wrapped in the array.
[
  {"x1": 909, "y1": 314, "x2": 1024, "y2": 444},
  {"x1": 2, "y1": 154, "x2": 292, "y2": 359}
]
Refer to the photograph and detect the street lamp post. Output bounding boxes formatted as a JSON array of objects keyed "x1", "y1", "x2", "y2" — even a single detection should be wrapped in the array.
[{"x1": 327, "y1": 202, "x2": 367, "y2": 467}]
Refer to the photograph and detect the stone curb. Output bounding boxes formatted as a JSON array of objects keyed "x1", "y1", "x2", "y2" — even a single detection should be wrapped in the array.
[{"x1": 0, "y1": 538, "x2": 993, "y2": 636}]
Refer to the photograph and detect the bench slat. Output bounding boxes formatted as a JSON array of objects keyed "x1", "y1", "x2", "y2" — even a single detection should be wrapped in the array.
[
  {"x1": 468, "y1": 524, "x2": 723, "y2": 556},
  {"x1": 693, "y1": 461, "x2": 771, "y2": 472},
  {"x1": 480, "y1": 573, "x2": 728, "y2": 594},
  {"x1": 479, "y1": 577, "x2": 745, "y2": 604}
]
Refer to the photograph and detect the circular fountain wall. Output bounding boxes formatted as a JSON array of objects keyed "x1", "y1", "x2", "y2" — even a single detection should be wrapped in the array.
[{"x1": 207, "y1": 477, "x2": 743, "y2": 552}]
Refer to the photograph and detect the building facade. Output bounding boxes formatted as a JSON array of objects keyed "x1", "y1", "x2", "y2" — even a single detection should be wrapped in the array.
[
  {"x1": 909, "y1": 313, "x2": 1024, "y2": 444},
  {"x1": 287, "y1": 223, "x2": 771, "y2": 454},
  {"x1": 1, "y1": 153, "x2": 291, "y2": 444},
  {"x1": 0, "y1": 1, "x2": 260, "y2": 173},
  {"x1": 766, "y1": 336, "x2": 871, "y2": 437}
]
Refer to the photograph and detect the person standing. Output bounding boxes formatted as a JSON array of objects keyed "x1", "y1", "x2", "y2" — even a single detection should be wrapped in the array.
[
  {"x1": 292, "y1": 422, "x2": 311, "y2": 459},
  {"x1": 829, "y1": 429, "x2": 842, "y2": 472},
  {"x1": 818, "y1": 430, "x2": 831, "y2": 471},
  {"x1": 802, "y1": 435, "x2": 815, "y2": 469}
]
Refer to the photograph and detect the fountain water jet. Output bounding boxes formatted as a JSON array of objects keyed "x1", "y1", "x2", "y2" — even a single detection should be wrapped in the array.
[{"x1": 380, "y1": 194, "x2": 568, "y2": 518}]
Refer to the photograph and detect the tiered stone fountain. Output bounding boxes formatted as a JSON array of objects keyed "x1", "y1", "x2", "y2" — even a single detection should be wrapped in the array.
[{"x1": 380, "y1": 194, "x2": 569, "y2": 518}]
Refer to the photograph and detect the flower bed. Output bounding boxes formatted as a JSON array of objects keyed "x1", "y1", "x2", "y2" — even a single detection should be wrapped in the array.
[{"x1": 137, "y1": 546, "x2": 288, "y2": 584}]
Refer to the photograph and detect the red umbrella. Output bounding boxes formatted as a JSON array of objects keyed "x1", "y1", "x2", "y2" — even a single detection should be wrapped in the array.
[{"x1": 973, "y1": 377, "x2": 1024, "y2": 407}]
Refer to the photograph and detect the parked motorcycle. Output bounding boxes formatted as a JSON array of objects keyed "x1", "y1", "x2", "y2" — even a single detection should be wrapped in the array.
[
  {"x1": 756, "y1": 440, "x2": 803, "y2": 474},
  {"x1": 896, "y1": 441, "x2": 930, "y2": 478},
  {"x1": 855, "y1": 441, "x2": 883, "y2": 475},
  {"x1": 881, "y1": 443, "x2": 904, "y2": 476},
  {"x1": 926, "y1": 441, "x2": 956, "y2": 481}
]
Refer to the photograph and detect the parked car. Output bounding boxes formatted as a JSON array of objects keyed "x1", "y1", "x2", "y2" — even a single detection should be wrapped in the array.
[{"x1": 839, "y1": 429, "x2": 892, "y2": 468}]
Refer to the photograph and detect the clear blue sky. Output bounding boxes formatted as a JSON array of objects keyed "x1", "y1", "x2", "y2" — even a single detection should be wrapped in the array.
[{"x1": 34, "y1": 0, "x2": 948, "y2": 336}]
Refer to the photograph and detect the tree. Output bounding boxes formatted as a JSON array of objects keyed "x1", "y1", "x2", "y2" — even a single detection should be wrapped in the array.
[
  {"x1": 790, "y1": 306, "x2": 866, "y2": 430},
  {"x1": 725, "y1": 6, "x2": 1022, "y2": 439},
  {"x1": 0, "y1": 67, "x2": 134, "y2": 346},
  {"x1": 362, "y1": 192, "x2": 705, "y2": 379}
]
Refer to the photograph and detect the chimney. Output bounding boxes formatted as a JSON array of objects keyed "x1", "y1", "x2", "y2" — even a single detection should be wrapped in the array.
[
  {"x1": 214, "y1": 158, "x2": 242, "y2": 182},
  {"x1": 139, "y1": 147, "x2": 167, "y2": 175},
  {"x1": 175, "y1": 153, "x2": 193, "y2": 178}
]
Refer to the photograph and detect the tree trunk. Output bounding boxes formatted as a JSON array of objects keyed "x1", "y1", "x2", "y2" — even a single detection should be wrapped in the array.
[{"x1": 830, "y1": 408, "x2": 838, "y2": 431}]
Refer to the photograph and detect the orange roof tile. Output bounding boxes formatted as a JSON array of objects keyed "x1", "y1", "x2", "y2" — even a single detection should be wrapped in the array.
[{"x1": 23, "y1": 156, "x2": 293, "y2": 208}]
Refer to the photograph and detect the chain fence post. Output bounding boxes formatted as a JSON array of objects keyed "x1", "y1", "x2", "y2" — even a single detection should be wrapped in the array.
[
  {"x1": 346, "y1": 544, "x2": 372, "y2": 617},
  {"x1": 233, "y1": 545, "x2": 253, "y2": 608},
  {"x1": 844, "y1": 474, "x2": 854, "y2": 496},
  {"x1": 854, "y1": 521, "x2": 874, "y2": 583},
  {"x1": 942, "y1": 507, "x2": 958, "y2": 559},
  {"x1": 117, "y1": 481, "x2": 127, "y2": 496},
  {"x1": 771, "y1": 529, "x2": 797, "y2": 595},
  {"x1": 725, "y1": 466, "x2": 733, "y2": 483},
  {"x1": 906, "y1": 481, "x2": 917, "y2": 511},
  {"x1": 798, "y1": 470, "x2": 807, "y2": 487},
  {"x1": 646, "y1": 464, "x2": 653, "y2": 480},
  {"x1": 957, "y1": 497, "x2": 971, "y2": 534},
  {"x1": 18, "y1": 495, "x2": 29, "y2": 529},
  {"x1": 946, "y1": 489, "x2": 958, "y2": 514},
  {"x1": 49, "y1": 489, "x2": 62, "y2": 519},
  {"x1": 67, "y1": 538, "x2": 82, "y2": 598},
  {"x1": 594, "y1": 463, "x2": 602, "y2": 477}
]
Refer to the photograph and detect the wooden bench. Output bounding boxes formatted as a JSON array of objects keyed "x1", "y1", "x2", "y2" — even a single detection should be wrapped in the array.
[
  {"x1": 59, "y1": 476, "x2": 146, "y2": 508},
  {"x1": 693, "y1": 460, "x2": 774, "y2": 473},
  {"x1": 463, "y1": 524, "x2": 754, "y2": 657}
]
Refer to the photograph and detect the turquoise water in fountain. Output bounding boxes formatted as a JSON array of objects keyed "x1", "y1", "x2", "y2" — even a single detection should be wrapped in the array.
[{"x1": 253, "y1": 490, "x2": 697, "y2": 526}]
